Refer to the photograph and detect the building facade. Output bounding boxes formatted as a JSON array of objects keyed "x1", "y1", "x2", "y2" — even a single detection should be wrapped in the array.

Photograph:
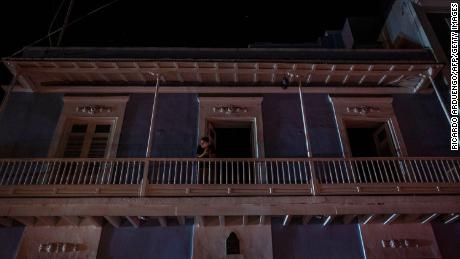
[{"x1": 0, "y1": 0, "x2": 459, "y2": 258}]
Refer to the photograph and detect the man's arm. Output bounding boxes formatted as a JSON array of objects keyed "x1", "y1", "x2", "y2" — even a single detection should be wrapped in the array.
[{"x1": 197, "y1": 149, "x2": 208, "y2": 158}]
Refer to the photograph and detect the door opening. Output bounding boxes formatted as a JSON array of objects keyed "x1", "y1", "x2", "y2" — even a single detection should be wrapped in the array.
[
  {"x1": 345, "y1": 120, "x2": 396, "y2": 157},
  {"x1": 215, "y1": 128, "x2": 252, "y2": 158},
  {"x1": 206, "y1": 120, "x2": 254, "y2": 158}
]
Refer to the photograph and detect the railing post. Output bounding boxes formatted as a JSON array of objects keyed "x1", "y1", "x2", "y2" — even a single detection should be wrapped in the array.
[
  {"x1": 139, "y1": 160, "x2": 149, "y2": 197},
  {"x1": 309, "y1": 159, "x2": 319, "y2": 195}
]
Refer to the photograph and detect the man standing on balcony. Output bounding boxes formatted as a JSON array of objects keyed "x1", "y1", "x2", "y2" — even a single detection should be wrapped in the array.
[
  {"x1": 196, "y1": 137, "x2": 216, "y2": 184},
  {"x1": 196, "y1": 137, "x2": 216, "y2": 158}
]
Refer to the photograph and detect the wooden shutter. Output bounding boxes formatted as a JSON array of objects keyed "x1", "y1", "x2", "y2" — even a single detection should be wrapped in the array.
[
  {"x1": 62, "y1": 124, "x2": 88, "y2": 158},
  {"x1": 59, "y1": 119, "x2": 114, "y2": 158},
  {"x1": 87, "y1": 124, "x2": 112, "y2": 158},
  {"x1": 373, "y1": 123, "x2": 396, "y2": 157}
]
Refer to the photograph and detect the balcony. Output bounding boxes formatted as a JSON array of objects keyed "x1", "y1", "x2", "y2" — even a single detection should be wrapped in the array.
[{"x1": 0, "y1": 157, "x2": 459, "y2": 197}]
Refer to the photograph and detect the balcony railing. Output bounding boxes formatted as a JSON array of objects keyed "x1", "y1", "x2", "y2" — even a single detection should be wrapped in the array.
[{"x1": 0, "y1": 157, "x2": 459, "y2": 197}]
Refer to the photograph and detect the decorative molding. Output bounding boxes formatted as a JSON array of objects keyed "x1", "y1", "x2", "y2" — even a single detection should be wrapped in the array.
[
  {"x1": 381, "y1": 239, "x2": 429, "y2": 248},
  {"x1": 199, "y1": 97, "x2": 263, "y2": 105},
  {"x1": 39, "y1": 242, "x2": 86, "y2": 253},
  {"x1": 62, "y1": 96, "x2": 129, "y2": 117},
  {"x1": 76, "y1": 105, "x2": 112, "y2": 115},
  {"x1": 330, "y1": 97, "x2": 394, "y2": 117},
  {"x1": 346, "y1": 105, "x2": 381, "y2": 115},
  {"x1": 212, "y1": 105, "x2": 248, "y2": 114}
]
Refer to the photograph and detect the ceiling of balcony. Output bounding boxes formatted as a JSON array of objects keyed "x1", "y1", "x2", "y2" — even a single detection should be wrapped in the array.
[
  {"x1": 2, "y1": 47, "x2": 443, "y2": 94},
  {"x1": 5, "y1": 60, "x2": 443, "y2": 93}
]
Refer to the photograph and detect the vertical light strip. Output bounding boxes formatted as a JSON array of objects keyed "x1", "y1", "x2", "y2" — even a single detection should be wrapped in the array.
[
  {"x1": 329, "y1": 98, "x2": 346, "y2": 157},
  {"x1": 358, "y1": 224, "x2": 367, "y2": 259},
  {"x1": 428, "y1": 74, "x2": 451, "y2": 123},
  {"x1": 253, "y1": 118, "x2": 259, "y2": 158},
  {"x1": 190, "y1": 223, "x2": 196, "y2": 259},
  {"x1": 145, "y1": 73, "x2": 160, "y2": 158},
  {"x1": 298, "y1": 81, "x2": 312, "y2": 157},
  {"x1": 196, "y1": 96, "x2": 201, "y2": 154}
]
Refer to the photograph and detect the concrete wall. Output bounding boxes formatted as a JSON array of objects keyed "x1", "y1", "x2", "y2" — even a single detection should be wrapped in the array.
[
  {"x1": 1, "y1": 92, "x2": 454, "y2": 159},
  {"x1": 192, "y1": 225, "x2": 273, "y2": 259},
  {"x1": 116, "y1": 94, "x2": 153, "y2": 157},
  {"x1": 0, "y1": 92, "x2": 458, "y2": 259},
  {"x1": 431, "y1": 223, "x2": 460, "y2": 259},
  {"x1": 0, "y1": 93, "x2": 199, "y2": 158},
  {"x1": 262, "y1": 94, "x2": 342, "y2": 158},
  {"x1": 271, "y1": 223, "x2": 364, "y2": 259},
  {"x1": 302, "y1": 94, "x2": 342, "y2": 157},
  {"x1": 97, "y1": 225, "x2": 193, "y2": 259},
  {"x1": 16, "y1": 226, "x2": 102, "y2": 259},
  {"x1": 262, "y1": 94, "x2": 307, "y2": 157},
  {"x1": 117, "y1": 93, "x2": 199, "y2": 158},
  {"x1": 0, "y1": 93, "x2": 63, "y2": 158},
  {"x1": 152, "y1": 94, "x2": 199, "y2": 157},
  {"x1": 105, "y1": 94, "x2": 198, "y2": 258},
  {"x1": 360, "y1": 224, "x2": 441, "y2": 259},
  {"x1": 0, "y1": 227, "x2": 23, "y2": 259},
  {"x1": 393, "y1": 93, "x2": 459, "y2": 156}
]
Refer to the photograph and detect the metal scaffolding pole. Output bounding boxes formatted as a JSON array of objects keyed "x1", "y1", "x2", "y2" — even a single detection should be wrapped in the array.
[
  {"x1": 297, "y1": 77, "x2": 318, "y2": 195},
  {"x1": 140, "y1": 73, "x2": 160, "y2": 197},
  {"x1": 145, "y1": 73, "x2": 160, "y2": 158},
  {"x1": 298, "y1": 79, "x2": 312, "y2": 157}
]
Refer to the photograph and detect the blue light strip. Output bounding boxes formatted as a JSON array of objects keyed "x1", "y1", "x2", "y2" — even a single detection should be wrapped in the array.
[
  {"x1": 190, "y1": 223, "x2": 196, "y2": 259},
  {"x1": 358, "y1": 224, "x2": 367, "y2": 259}
]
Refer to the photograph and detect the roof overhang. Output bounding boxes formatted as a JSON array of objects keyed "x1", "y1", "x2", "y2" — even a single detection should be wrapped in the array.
[{"x1": 2, "y1": 47, "x2": 444, "y2": 94}]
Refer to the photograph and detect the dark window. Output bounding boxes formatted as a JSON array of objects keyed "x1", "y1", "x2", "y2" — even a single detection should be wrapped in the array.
[{"x1": 226, "y1": 232, "x2": 240, "y2": 255}]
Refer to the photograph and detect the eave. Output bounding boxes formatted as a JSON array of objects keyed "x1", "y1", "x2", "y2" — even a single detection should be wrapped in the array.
[{"x1": 2, "y1": 47, "x2": 444, "y2": 94}]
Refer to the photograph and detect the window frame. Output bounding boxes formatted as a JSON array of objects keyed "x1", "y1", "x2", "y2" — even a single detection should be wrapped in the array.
[
  {"x1": 48, "y1": 96, "x2": 129, "y2": 158},
  {"x1": 56, "y1": 117, "x2": 117, "y2": 158},
  {"x1": 198, "y1": 97, "x2": 265, "y2": 158},
  {"x1": 330, "y1": 96, "x2": 408, "y2": 158}
]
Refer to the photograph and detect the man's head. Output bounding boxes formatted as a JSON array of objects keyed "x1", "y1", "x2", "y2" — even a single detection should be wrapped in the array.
[{"x1": 200, "y1": 137, "x2": 210, "y2": 148}]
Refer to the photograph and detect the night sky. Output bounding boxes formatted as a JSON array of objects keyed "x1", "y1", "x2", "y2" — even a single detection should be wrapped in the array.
[{"x1": 0, "y1": 0, "x2": 393, "y2": 85}]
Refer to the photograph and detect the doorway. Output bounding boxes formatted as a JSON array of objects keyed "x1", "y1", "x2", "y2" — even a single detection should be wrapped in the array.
[
  {"x1": 214, "y1": 128, "x2": 252, "y2": 158},
  {"x1": 198, "y1": 97, "x2": 265, "y2": 158},
  {"x1": 345, "y1": 120, "x2": 397, "y2": 157},
  {"x1": 330, "y1": 97, "x2": 408, "y2": 158},
  {"x1": 206, "y1": 120, "x2": 254, "y2": 158}
]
